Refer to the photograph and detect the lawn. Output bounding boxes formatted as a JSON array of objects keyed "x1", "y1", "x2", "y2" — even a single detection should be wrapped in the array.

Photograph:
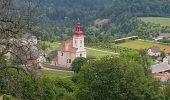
[
  {"x1": 116, "y1": 40, "x2": 169, "y2": 50},
  {"x1": 41, "y1": 69, "x2": 74, "y2": 80},
  {"x1": 86, "y1": 48, "x2": 114, "y2": 58},
  {"x1": 140, "y1": 17, "x2": 170, "y2": 26}
]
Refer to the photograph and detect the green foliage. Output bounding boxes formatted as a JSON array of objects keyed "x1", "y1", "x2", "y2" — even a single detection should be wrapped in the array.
[
  {"x1": 160, "y1": 52, "x2": 166, "y2": 59},
  {"x1": 71, "y1": 57, "x2": 87, "y2": 73},
  {"x1": 46, "y1": 56, "x2": 52, "y2": 62},
  {"x1": 75, "y1": 54, "x2": 163, "y2": 100},
  {"x1": 41, "y1": 70, "x2": 73, "y2": 80}
]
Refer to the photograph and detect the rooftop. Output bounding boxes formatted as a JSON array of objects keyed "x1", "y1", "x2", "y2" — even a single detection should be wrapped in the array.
[
  {"x1": 58, "y1": 39, "x2": 77, "y2": 53},
  {"x1": 151, "y1": 62, "x2": 170, "y2": 73},
  {"x1": 149, "y1": 46, "x2": 161, "y2": 53}
]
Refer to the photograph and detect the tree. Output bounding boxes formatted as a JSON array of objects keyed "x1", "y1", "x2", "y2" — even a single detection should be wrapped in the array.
[
  {"x1": 160, "y1": 51, "x2": 166, "y2": 59},
  {"x1": 75, "y1": 54, "x2": 163, "y2": 100},
  {"x1": 71, "y1": 57, "x2": 87, "y2": 73}
]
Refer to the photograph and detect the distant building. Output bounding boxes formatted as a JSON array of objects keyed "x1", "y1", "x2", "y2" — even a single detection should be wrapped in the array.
[
  {"x1": 94, "y1": 19, "x2": 111, "y2": 28},
  {"x1": 57, "y1": 21, "x2": 86, "y2": 67},
  {"x1": 153, "y1": 33, "x2": 170, "y2": 41},
  {"x1": 164, "y1": 47, "x2": 170, "y2": 54},
  {"x1": 148, "y1": 46, "x2": 161, "y2": 56},
  {"x1": 114, "y1": 36, "x2": 138, "y2": 43}
]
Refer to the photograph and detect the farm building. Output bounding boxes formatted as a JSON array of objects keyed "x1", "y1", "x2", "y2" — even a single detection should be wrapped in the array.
[{"x1": 115, "y1": 36, "x2": 138, "y2": 43}]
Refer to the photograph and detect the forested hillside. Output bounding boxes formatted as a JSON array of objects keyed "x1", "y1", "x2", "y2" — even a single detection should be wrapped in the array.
[
  {"x1": 41, "y1": 0, "x2": 170, "y2": 21},
  {"x1": 33, "y1": 0, "x2": 170, "y2": 42}
]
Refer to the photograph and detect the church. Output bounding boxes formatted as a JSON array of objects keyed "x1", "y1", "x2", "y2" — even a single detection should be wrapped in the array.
[{"x1": 57, "y1": 21, "x2": 86, "y2": 67}]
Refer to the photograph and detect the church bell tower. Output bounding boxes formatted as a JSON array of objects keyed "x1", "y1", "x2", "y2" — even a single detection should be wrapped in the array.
[{"x1": 73, "y1": 21, "x2": 85, "y2": 50}]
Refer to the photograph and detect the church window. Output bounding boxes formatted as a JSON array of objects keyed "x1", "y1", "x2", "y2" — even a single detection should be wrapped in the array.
[
  {"x1": 61, "y1": 52, "x2": 64, "y2": 56},
  {"x1": 69, "y1": 59, "x2": 71, "y2": 63},
  {"x1": 80, "y1": 40, "x2": 82, "y2": 44},
  {"x1": 80, "y1": 53, "x2": 82, "y2": 57}
]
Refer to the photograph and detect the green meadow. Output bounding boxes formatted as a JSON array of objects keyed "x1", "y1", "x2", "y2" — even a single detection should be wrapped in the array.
[
  {"x1": 115, "y1": 40, "x2": 169, "y2": 50},
  {"x1": 140, "y1": 17, "x2": 170, "y2": 26},
  {"x1": 41, "y1": 69, "x2": 74, "y2": 80}
]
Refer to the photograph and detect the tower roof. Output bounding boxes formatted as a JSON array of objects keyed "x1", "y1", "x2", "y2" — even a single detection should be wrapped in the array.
[{"x1": 74, "y1": 21, "x2": 84, "y2": 36}]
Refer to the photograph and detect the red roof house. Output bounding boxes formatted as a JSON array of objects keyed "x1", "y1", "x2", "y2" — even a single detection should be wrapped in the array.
[
  {"x1": 164, "y1": 47, "x2": 170, "y2": 54},
  {"x1": 148, "y1": 46, "x2": 161, "y2": 56}
]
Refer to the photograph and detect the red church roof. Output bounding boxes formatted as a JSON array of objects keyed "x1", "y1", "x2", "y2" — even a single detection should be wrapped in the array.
[
  {"x1": 74, "y1": 21, "x2": 84, "y2": 36},
  {"x1": 58, "y1": 39, "x2": 77, "y2": 52}
]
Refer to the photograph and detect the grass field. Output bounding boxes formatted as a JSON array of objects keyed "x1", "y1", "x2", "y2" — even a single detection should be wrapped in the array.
[
  {"x1": 86, "y1": 48, "x2": 114, "y2": 58},
  {"x1": 41, "y1": 69, "x2": 74, "y2": 79},
  {"x1": 116, "y1": 40, "x2": 169, "y2": 50},
  {"x1": 140, "y1": 17, "x2": 170, "y2": 26}
]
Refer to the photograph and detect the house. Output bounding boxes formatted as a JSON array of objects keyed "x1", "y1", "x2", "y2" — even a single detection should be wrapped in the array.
[
  {"x1": 57, "y1": 21, "x2": 86, "y2": 67},
  {"x1": 94, "y1": 19, "x2": 111, "y2": 28},
  {"x1": 150, "y1": 62, "x2": 170, "y2": 73},
  {"x1": 163, "y1": 56, "x2": 170, "y2": 62},
  {"x1": 153, "y1": 73, "x2": 170, "y2": 82},
  {"x1": 164, "y1": 47, "x2": 170, "y2": 54},
  {"x1": 153, "y1": 33, "x2": 170, "y2": 41},
  {"x1": 148, "y1": 46, "x2": 161, "y2": 56}
]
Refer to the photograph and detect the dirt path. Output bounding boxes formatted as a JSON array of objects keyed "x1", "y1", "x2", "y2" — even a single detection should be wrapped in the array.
[{"x1": 85, "y1": 47, "x2": 119, "y2": 55}]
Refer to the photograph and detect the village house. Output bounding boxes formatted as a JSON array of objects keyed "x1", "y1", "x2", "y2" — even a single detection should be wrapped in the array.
[
  {"x1": 55, "y1": 21, "x2": 86, "y2": 67},
  {"x1": 153, "y1": 73, "x2": 170, "y2": 82},
  {"x1": 148, "y1": 46, "x2": 161, "y2": 56},
  {"x1": 94, "y1": 18, "x2": 111, "y2": 28},
  {"x1": 164, "y1": 47, "x2": 170, "y2": 54},
  {"x1": 153, "y1": 33, "x2": 170, "y2": 41}
]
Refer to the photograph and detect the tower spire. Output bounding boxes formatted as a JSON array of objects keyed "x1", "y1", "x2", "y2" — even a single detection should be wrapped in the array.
[{"x1": 74, "y1": 20, "x2": 84, "y2": 36}]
